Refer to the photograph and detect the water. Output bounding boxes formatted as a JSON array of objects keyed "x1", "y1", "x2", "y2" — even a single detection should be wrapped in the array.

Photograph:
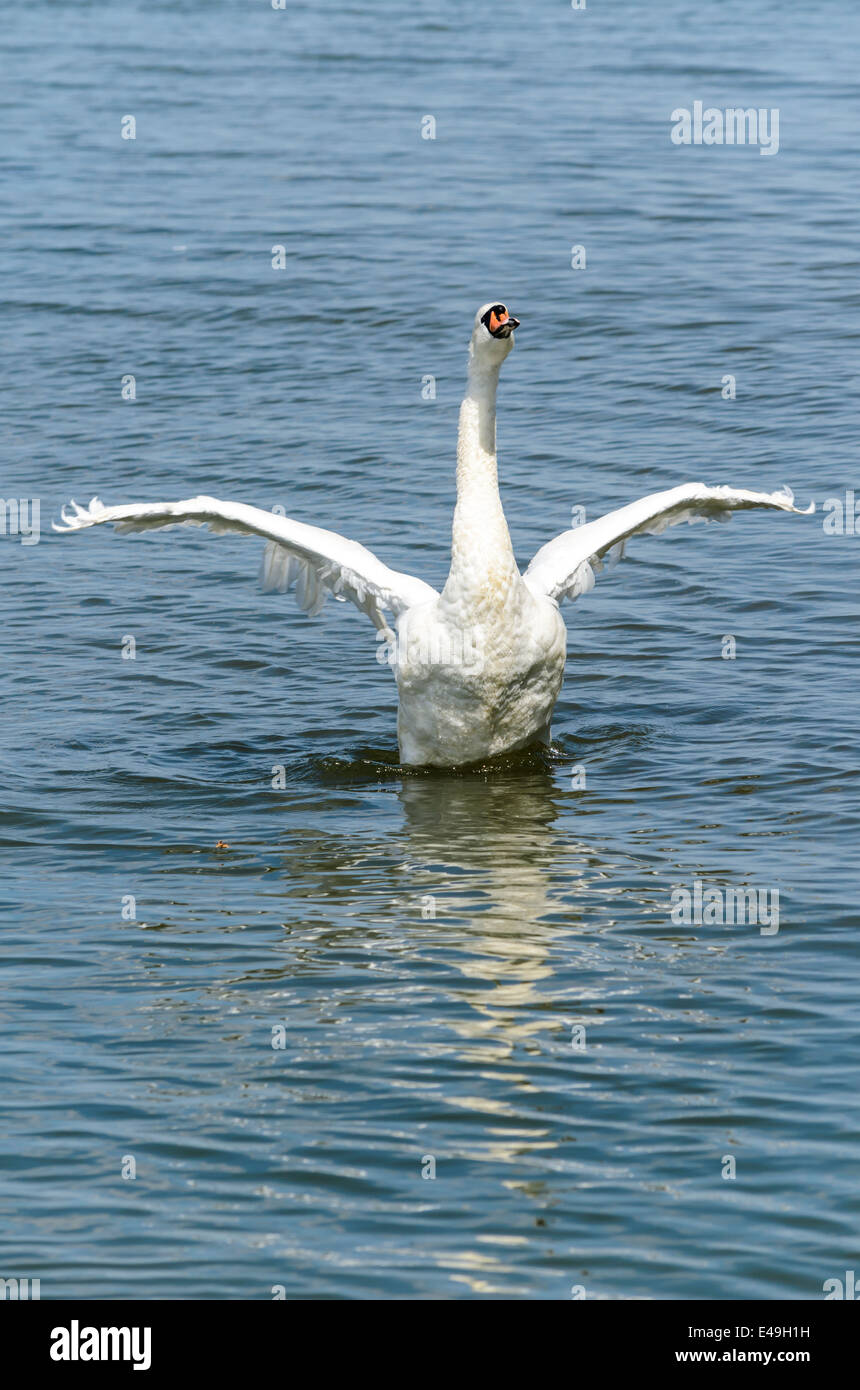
[{"x1": 2, "y1": 0, "x2": 859, "y2": 1299}]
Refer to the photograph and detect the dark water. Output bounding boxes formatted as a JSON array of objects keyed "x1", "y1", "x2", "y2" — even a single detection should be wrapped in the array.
[{"x1": 2, "y1": 0, "x2": 859, "y2": 1299}]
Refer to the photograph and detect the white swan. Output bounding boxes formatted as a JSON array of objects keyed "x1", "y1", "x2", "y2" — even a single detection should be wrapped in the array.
[{"x1": 56, "y1": 302, "x2": 814, "y2": 766}]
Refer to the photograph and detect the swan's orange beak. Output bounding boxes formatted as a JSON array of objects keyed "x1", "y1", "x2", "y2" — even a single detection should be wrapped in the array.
[{"x1": 488, "y1": 309, "x2": 520, "y2": 338}]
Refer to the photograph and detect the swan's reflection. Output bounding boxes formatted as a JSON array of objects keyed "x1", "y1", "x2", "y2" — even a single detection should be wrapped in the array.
[
  {"x1": 178, "y1": 753, "x2": 626, "y2": 1076},
  {"x1": 183, "y1": 752, "x2": 626, "y2": 1072},
  {"x1": 396, "y1": 765, "x2": 577, "y2": 1060}
]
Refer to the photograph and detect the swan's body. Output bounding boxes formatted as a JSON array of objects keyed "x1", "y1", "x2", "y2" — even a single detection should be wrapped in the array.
[
  {"x1": 56, "y1": 302, "x2": 814, "y2": 766},
  {"x1": 395, "y1": 566, "x2": 566, "y2": 765}
]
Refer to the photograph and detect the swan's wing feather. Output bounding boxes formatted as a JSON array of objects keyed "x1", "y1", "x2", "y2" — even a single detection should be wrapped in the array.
[
  {"x1": 54, "y1": 495, "x2": 438, "y2": 629},
  {"x1": 524, "y1": 483, "x2": 814, "y2": 603}
]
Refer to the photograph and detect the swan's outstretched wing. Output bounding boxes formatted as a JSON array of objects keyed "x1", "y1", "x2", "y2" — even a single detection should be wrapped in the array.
[
  {"x1": 524, "y1": 483, "x2": 814, "y2": 604},
  {"x1": 54, "y1": 495, "x2": 438, "y2": 631}
]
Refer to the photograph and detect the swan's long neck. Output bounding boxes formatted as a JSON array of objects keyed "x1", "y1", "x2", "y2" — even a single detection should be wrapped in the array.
[{"x1": 445, "y1": 354, "x2": 518, "y2": 600}]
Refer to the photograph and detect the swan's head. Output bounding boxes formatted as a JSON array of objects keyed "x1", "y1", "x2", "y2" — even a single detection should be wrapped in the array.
[{"x1": 470, "y1": 301, "x2": 520, "y2": 367}]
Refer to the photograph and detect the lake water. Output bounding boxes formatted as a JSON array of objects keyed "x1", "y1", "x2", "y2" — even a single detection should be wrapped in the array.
[{"x1": 2, "y1": 0, "x2": 859, "y2": 1299}]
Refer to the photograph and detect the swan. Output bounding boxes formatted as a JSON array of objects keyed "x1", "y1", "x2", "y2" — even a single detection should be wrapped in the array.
[{"x1": 55, "y1": 302, "x2": 814, "y2": 767}]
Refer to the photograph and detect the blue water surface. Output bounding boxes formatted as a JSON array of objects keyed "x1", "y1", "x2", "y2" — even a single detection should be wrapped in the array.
[{"x1": 1, "y1": 0, "x2": 859, "y2": 1298}]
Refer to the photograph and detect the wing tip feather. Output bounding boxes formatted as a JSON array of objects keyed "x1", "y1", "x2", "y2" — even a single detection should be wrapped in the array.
[{"x1": 53, "y1": 496, "x2": 105, "y2": 532}]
